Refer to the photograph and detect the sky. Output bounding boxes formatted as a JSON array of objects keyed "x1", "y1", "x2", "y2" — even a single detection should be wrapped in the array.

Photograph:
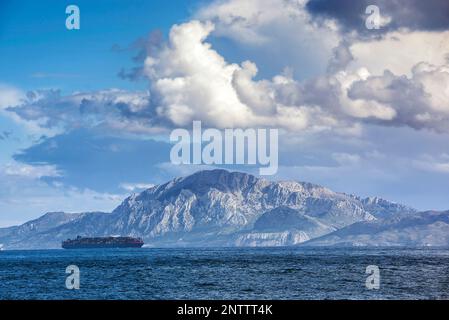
[{"x1": 1, "y1": 0, "x2": 449, "y2": 227}]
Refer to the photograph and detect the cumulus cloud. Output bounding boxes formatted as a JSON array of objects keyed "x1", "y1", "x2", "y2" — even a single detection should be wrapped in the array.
[
  {"x1": 142, "y1": 20, "x2": 364, "y2": 134},
  {"x1": 5, "y1": 88, "x2": 161, "y2": 135},
  {"x1": 115, "y1": 30, "x2": 165, "y2": 82},
  {"x1": 196, "y1": 0, "x2": 340, "y2": 78},
  {"x1": 327, "y1": 41, "x2": 354, "y2": 73},
  {"x1": 197, "y1": 0, "x2": 338, "y2": 44},
  {"x1": 349, "y1": 31, "x2": 449, "y2": 76},
  {"x1": 348, "y1": 62, "x2": 449, "y2": 131},
  {"x1": 145, "y1": 21, "x2": 256, "y2": 128},
  {"x1": 4, "y1": 0, "x2": 449, "y2": 136},
  {"x1": 138, "y1": 13, "x2": 448, "y2": 134}
]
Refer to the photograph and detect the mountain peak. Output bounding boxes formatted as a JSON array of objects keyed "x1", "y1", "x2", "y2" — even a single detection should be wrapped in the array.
[{"x1": 145, "y1": 169, "x2": 263, "y2": 200}]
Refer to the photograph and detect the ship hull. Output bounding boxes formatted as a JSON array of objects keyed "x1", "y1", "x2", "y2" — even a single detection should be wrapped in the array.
[
  {"x1": 62, "y1": 243, "x2": 144, "y2": 249},
  {"x1": 62, "y1": 236, "x2": 144, "y2": 249}
]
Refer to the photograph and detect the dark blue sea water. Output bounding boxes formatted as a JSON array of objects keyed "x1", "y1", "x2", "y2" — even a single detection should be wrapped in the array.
[{"x1": 1, "y1": 247, "x2": 448, "y2": 299}]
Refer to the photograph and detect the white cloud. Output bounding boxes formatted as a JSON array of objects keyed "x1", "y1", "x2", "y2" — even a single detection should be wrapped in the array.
[
  {"x1": 332, "y1": 68, "x2": 397, "y2": 120},
  {"x1": 142, "y1": 20, "x2": 355, "y2": 134},
  {"x1": 413, "y1": 154, "x2": 449, "y2": 174},
  {"x1": 348, "y1": 61, "x2": 449, "y2": 131},
  {"x1": 3, "y1": 162, "x2": 61, "y2": 179},
  {"x1": 119, "y1": 182, "x2": 155, "y2": 192},
  {"x1": 0, "y1": 84, "x2": 25, "y2": 109},
  {"x1": 5, "y1": 88, "x2": 156, "y2": 136},
  {"x1": 349, "y1": 31, "x2": 449, "y2": 77},
  {"x1": 196, "y1": 0, "x2": 338, "y2": 45},
  {"x1": 146, "y1": 20, "x2": 256, "y2": 128},
  {"x1": 332, "y1": 152, "x2": 361, "y2": 165},
  {"x1": 196, "y1": 0, "x2": 340, "y2": 78}
]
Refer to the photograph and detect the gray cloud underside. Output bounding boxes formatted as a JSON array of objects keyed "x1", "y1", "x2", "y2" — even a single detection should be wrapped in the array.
[{"x1": 306, "y1": 0, "x2": 449, "y2": 35}]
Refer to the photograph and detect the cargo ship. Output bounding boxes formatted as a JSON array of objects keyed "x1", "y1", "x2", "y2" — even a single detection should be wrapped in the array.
[{"x1": 62, "y1": 236, "x2": 144, "y2": 249}]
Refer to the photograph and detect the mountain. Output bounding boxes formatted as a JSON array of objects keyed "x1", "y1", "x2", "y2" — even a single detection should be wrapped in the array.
[
  {"x1": 302, "y1": 210, "x2": 449, "y2": 247},
  {"x1": 0, "y1": 212, "x2": 104, "y2": 249},
  {"x1": 358, "y1": 196, "x2": 415, "y2": 219},
  {"x1": 0, "y1": 169, "x2": 418, "y2": 249}
]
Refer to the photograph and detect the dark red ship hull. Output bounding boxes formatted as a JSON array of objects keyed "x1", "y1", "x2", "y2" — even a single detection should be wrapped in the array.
[{"x1": 62, "y1": 236, "x2": 144, "y2": 249}]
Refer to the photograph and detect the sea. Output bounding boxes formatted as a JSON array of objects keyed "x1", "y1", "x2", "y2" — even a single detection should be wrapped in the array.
[{"x1": 0, "y1": 247, "x2": 448, "y2": 300}]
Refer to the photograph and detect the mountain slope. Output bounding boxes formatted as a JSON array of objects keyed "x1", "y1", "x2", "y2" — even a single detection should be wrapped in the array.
[
  {"x1": 234, "y1": 206, "x2": 337, "y2": 246},
  {"x1": 302, "y1": 210, "x2": 449, "y2": 247},
  {"x1": 0, "y1": 212, "x2": 105, "y2": 249}
]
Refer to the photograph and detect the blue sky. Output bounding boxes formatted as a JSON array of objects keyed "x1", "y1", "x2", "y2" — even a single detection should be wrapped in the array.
[
  {"x1": 0, "y1": 0, "x2": 200, "y2": 92},
  {"x1": 1, "y1": 0, "x2": 449, "y2": 226}
]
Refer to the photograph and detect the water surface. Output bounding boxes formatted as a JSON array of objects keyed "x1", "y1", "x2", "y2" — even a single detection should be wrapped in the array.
[{"x1": 1, "y1": 247, "x2": 448, "y2": 299}]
